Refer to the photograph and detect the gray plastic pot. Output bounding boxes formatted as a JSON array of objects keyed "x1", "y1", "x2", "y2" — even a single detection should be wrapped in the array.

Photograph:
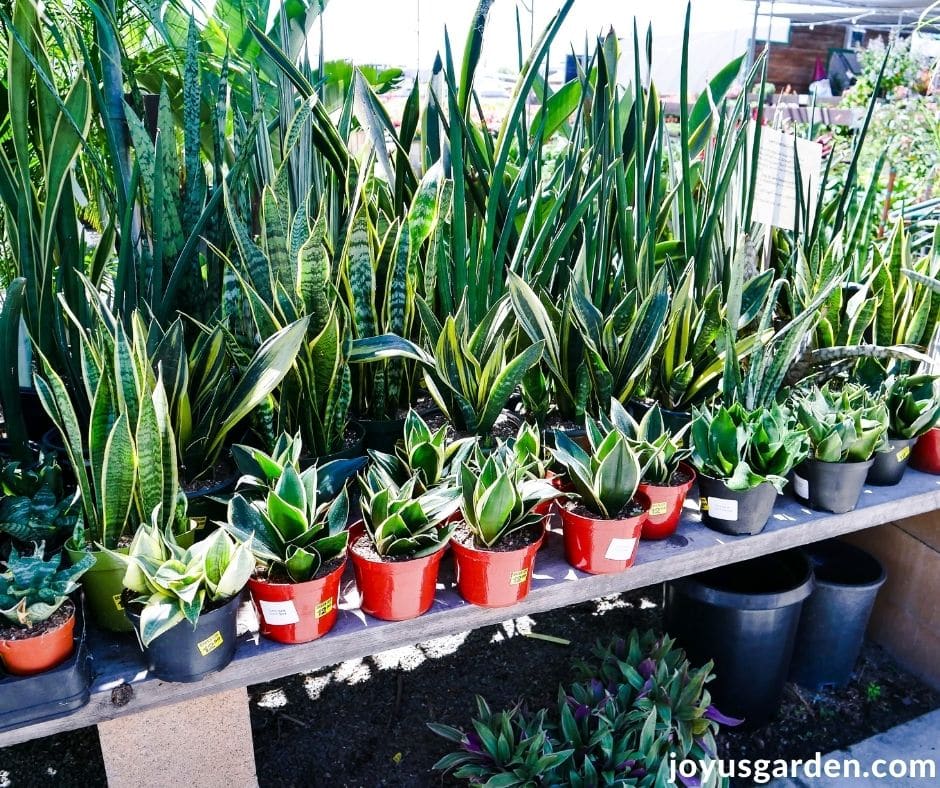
[
  {"x1": 792, "y1": 458, "x2": 873, "y2": 514},
  {"x1": 866, "y1": 438, "x2": 913, "y2": 487},
  {"x1": 789, "y1": 540, "x2": 886, "y2": 691},
  {"x1": 697, "y1": 475, "x2": 778, "y2": 536},
  {"x1": 665, "y1": 550, "x2": 814, "y2": 727}
]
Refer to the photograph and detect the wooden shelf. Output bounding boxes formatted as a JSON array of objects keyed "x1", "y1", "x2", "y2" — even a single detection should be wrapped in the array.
[{"x1": 3, "y1": 470, "x2": 939, "y2": 748}]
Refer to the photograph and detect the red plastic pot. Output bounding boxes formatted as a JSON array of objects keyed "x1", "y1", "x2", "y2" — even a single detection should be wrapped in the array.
[
  {"x1": 637, "y1": 463, "x2": 696, "y2": 540},
  {"x1": 451, "y1": 524, "x2": 545, "y2": 608},
  {"x1": 0, "y1": 603, "x2": 76, "y2": 676},
  {"x1": 348, "y1": 523, "x2": 446, "y2": 621},
  {"x1": 559, "y1": 493, "x2": 649, "y2": 574},
  {"x1": 248, "y1": 559, "x2": 346, "y2": 644},
  {"x1": 910, "y1": 428, "x2": 940, "y2": 474}
]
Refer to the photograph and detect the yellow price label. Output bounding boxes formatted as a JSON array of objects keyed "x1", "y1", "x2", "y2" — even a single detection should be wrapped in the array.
[
  {"x1": 649, "y1": 501, "x2": 668, "y2": 516},
  {"x1": 113, "y1": 594, "x2": 124, "y2": 611},
  {"x1": 509, "y1": 568, "x2": 528, "y2": 586},
  {"x1": 699, "y1": 497, "x2": 709, "y2": 512},
  {"x1": 315, "y1": 598, "x2": 334, "y2": 618},
  {"x1": 897, "y1": 445, "x2": 911, "y2": 462},
  {"x1": 197, "y1": 630, "x2": 224, "y2": 657}
]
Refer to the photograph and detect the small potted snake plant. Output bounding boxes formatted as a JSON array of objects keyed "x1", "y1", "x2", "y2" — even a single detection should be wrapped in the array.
[
  {"x1": 690, "y1": 402, "x2": 808, "y2": 535},
  {"x1": 452, "y1": 448, "x2": 559, "y2": 607},
  {"x1": 109, "y1": 513, "x2": 254, "y2": 682},
  {"x1": 222, "y1": 433, "x2": 365, "y2": 644},
  {"x1": 495, "y1": 423, "x2": 556, "y2": 515},
  {"x1": 549, "y1": 417, "x2": 650, "y2": 574},
  {"x1": 0, "y1": 545, "x2": 93, "y2": 676},
  {"x1": 878, "y1": 374, "x2": 940, "y2": 482},
  {"x1": 352, "y1": 470, "x2": 461, "y2": 621},
  {"x1": 792, "y1": 383, "x2": 888, "y2": 513},
  {"x1": 608, "y1": 400, "x2": 694, "y2": 540}
]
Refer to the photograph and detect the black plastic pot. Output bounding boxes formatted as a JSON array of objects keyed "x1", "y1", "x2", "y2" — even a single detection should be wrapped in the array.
[
  {"x1": 789, "y1": 541, "x2": 886, "y2": 691},
  {"x1": 302, "y1": 421, "x2": 367, "y2": 468},
  {"x1": 184, "y1": 473, "x2": 237, "y2": 530},
  {"x1": 866, "y1": 438, "x2": 913, "y2": 487},
  {"x1": 0, "y1": 606, "x2": 91, "y2": 732},
  {"x1": 359, "y1": 416, "x2": 405, "y2": 454},
  {"x1": 665, "y1": 550, "x2": 814, "y2": 726},
  {"x1": 627, "y1": 399, "x2": 692, "y2": 436},
  {"x1": 793, "y1": 458, "x2": 873, "y2": 514},
  {"x1": 697, "y1": 475, "x2": 778, "y2": 536},
  {"x1": 127, "y1": 593, "x2": 242, "y2": 682}
]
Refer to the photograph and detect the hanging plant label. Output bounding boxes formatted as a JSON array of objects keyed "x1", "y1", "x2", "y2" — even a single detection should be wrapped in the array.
[
  {"x1": 793, "y1": 474, "x2": 809, "y2": 499},
  {"x1": 706, "y1": 497, "x2": 738, "y2": 521},
  {"x1": 605, "y1": 538, "x2": 638, "y2": 561},
  {"x1": 259, "y1": 599, "x2": 300, "y2": 625},
  {"x1": 197, "y1": 630, "x2": 224, "y2": 657}
]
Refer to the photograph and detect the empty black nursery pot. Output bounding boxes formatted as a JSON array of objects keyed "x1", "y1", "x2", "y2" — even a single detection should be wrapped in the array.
[
  {"x1": 126, "y1": 593, "x2": 242, "y2": 683},
  {"x1": 792, "y1": 459, "x2": 873, "y2": 514},
  {"x1": 866, "y1": 439, "x2": 913, "y2": 487},
  {"x1": 789, "y1": 540, "x2": 886, "y2": 691},
  {"x1": 665, "y1": 550, "x2": 814, "y2": 727}
]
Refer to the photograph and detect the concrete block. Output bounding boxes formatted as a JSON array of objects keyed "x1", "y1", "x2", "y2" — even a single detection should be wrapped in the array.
[{"x1": 97, "y1": 687, "x2": 258, "y2": 788}]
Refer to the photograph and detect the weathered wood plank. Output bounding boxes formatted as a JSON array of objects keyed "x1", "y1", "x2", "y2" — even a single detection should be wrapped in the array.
[{"x1": 3, "y1": 471, "x2": 940, "y2": 747}]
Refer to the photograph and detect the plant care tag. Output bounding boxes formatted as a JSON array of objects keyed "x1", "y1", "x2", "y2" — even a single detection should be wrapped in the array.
[
  {"x1": 649, "y1": 501, "x2": 668, "y2": 517},
  {"x1": 793, "y1": 474, "x2": 809, "y2": 500},
  {"x1": 315, "y1": 599, "x2": 334, "y2": 618},
  {"x1": 197, "y1": 630, "x2": 224, "y2": 657},
  {"x1": 113, "y1": 593, "x2": 124, "y2": 611},
  {"x1": 706, "y1": 497, "x2": 738, "y2": 521},
  {"x1": 605, "y1": 538, "x2": 638, "y2": 561},
  {"x1": 509, "y1": 568, "x2": 528, "y2": 586},
  {"x1": 259, "y1": 599, "x2": 300, "y2": 625},
  {"x1": 192, "y1": 516, "x2": 207, "y2": 530},
  {"x1": 897, "y1": 445, "x2": 911, "y2": 462}
]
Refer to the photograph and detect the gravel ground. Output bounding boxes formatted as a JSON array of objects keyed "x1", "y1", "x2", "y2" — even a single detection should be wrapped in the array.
[{"x1": 0, "y1": 586, "x2": 936, "y2": 788}]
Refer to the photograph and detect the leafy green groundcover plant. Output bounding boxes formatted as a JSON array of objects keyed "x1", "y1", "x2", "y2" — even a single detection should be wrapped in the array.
[
  {"x1": 883, "y1": 374, "x2": 940, "y2": 440},
  {"x1": 0, "y1": 545, "x2": 94, "y2": 628},
  {"x1": 222, "y1": 433, "x2": 364, "y2": 583},
  {"x1": 549, "y1": 417, "x2": 642, "y2": 519},
  {"x1": 792, "y1": 383, "x2": 888, "y2": 462},
  {"x1": 109, "y1": 516, "x2": 254, "y2": 645},
  {"x1": 430, "y1": 630, "x2": 738, "y2": 787},
  {"x1": 358, "y1": 471, "x2": 461, "y2": 560},
  {"x1": 690, "y1": 403, "x2": 808, "y2": 491}
]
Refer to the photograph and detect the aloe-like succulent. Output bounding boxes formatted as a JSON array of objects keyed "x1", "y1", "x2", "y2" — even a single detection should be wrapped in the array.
[
  {"x1": 549, "y1": 418, "x2": 642, "y2": 519},
  {"x1": 459, "y1": 450, "x2": 557, "y2": 548},
  {"x1": 222, "y1": 452, "x2": 363, "y2": 583},
  {"x1": 367, "y1": 410, "x2": 474, "y2": 492},
  {"x1": 793, "y1": 383, "x2": 889, "y2": 462},
  {"x1": 112, "y1": 515, "x2": 255, "y2": 645},
  {"x1": 690, "y1": 402, "x2": 808, "y2": 491},
  {"x1": 0, "y1": 545, "x2": 94, "y2": 628},
  {"x1": 359, "y1": 471, "x2": 461, "y2": 559},
  {"x1": 883, "y1": 374, "x2": 940, "y2": 440}
]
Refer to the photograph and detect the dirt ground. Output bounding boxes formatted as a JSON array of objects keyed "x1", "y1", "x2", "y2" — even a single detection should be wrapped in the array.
[{"x1": 0, "y1": 587, "x2": 936, "y2": 787}]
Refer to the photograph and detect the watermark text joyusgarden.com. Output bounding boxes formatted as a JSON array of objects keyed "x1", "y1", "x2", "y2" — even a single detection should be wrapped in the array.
[{"x1": 669, "y1": 751, "x2": 937, "y2": 785}]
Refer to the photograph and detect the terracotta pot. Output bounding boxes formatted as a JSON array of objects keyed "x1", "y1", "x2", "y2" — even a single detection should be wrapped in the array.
[
  {"x1": 248, "y1": 559, "x2": 346, "y2": 644},
  {"x1": 0, "y1": 603, "x2": 76, "y2": 676},
  {"x1": 637, "y1": 463, "x2": 696, "y2": 540},
  {"x1": 348, "y1": 523, "x2": 446, "y2": 621},
  {"x1": 559, "y1": 493, "x2": 649, "y2": 574},
  {"x1": 910, "y1": 427, "x2": 940, "y2": 474},
  {"x1": 450, "y1": 524, "x2": 545, "y2": 607}
]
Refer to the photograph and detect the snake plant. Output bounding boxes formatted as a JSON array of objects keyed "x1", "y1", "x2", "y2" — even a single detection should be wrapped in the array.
[
  {"x1": 549, "y1": 420, "x2": 642, "y2": 519},
  {"x1": 606, "y1": 401, "x2": 690, "y2": 487},
  {"x1": 459, "y1": 450, "x2": 557, "y2": 548},
  {"x1": 793, "y1": 383, "x2": 889, "y2": 463},
  {"x1": 418, "y1": 297, "x2": 544, "y2": 439},
  {"x1": 367, "y1": 410, "x2": 474, "y2": 492},
  {"x1": 0, "y1": 545, "x2": 94, "y2": 628},
  {"x1": 883, "y1": 374, "x2": 940, "y2": 440},
  {"x1": 359, "y1": 471, "x2": 461, "y2": 559},
  {"x1": 111, "y1": 516, "x2": 254, "y2": 646}
]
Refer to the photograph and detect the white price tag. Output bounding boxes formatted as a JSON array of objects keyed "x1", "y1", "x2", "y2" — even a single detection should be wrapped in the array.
[
  {"x1": 258, "y1": 599, "x2": 300, "y2": 625},
  {"x1": 706, "y1": 497, "x2": 739, "y2": 522},
  {"x1": 793, "y1": 474, "x2": 809, "y2": 499},
  {"x1": 605, "y1": 537, "x2": 638, "y2": 561}
]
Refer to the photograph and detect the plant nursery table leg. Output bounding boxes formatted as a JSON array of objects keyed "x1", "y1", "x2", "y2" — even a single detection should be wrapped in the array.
[{"x1": 96, "y1": 687, "x2": 258, "y2": 788}]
